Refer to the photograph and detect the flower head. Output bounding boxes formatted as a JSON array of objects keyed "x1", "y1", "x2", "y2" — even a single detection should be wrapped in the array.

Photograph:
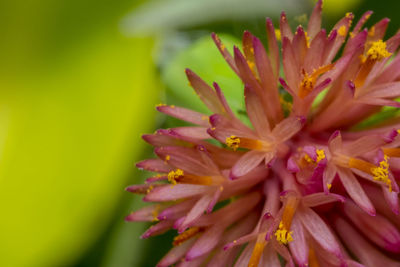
[{"x1": 127, "y1": 1, "x2": 400, "y2": 266}]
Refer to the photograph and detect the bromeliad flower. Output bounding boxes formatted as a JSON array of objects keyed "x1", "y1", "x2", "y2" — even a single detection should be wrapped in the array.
[{"x1": 127, "y1": 1, "x2": 400, "y2": 266}]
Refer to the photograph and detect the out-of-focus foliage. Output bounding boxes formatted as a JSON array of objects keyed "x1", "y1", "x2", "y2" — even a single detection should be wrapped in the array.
[{"x1": 0, "y1": 1, "x2": 160, "y2": 267}]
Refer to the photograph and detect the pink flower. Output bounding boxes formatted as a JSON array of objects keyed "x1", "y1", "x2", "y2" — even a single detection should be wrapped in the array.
[{"x1": 127, "y1": 1, "x2": 400, "y2": 266}]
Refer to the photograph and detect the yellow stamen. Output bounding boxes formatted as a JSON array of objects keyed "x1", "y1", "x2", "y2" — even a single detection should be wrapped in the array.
[
  {"x1": 165, "y1": 155, "x2": 170, "y2": 162},
  {"x1": 167, "y1": 169, "x2": 184, "y2": 185},
  {"x1": 316, "y1": 149, "x2": 326, "y2": 163},
  {"x1": 348, "y1": 158, "x2": 376, "y2": 174},
  {"x1": 304, "y1": 153, "x2": 314, "y2": 164},
  {"x1": 226, "y1": 135, "x2": 272, "y2": 151},
  {"x1": 282, "y1": 195, "x2": 299, "y2": 229},
  {"x1": 247, "y1": 60, "x2": 256, "y2": 72},
  {"x1": 298, "y1": 64, "x2": 333, "y2": 98},
  {"x1": 349, "y1": 157, "x2": 392, "y2": 191},
  {"x1": 371, "y1": 155, "x2": 392, "y2": 192},
  {"x1": 338, "y1": 25, "x2": 347, "y2": 37},
  {"x1": 327, "y1": 183, "x2": 332, "y2": 190},
  {"x1": 275, "y1": 221, "x2": 293, "y2": 245},
  {"x1": 146, "y1": 185, "x2": 154, "y2": 194},
  {"x1": 248, "y1": 238, "x2": 266, "y2": 267},
  {"x1": 303, "y1": 149, "x2": 325, "y2": 165},
  {"x1": 383, "y1": 147, "x2": 400, "y2": 157},
  {"x1": 220, "y1": 43, "x2": 226, "y2": 51},
  {"x1": 226, "y1": 135, "x2": 240, "y2": 151},
  {"x1": 275, "y1": 29, "x2": 281, "y2": 41},
  {"x1": 366, "y1": 40, "x2": 392, "y2": 61},
  {"x1": 173, "y1": 227, "x2": 201, "y2": 246}
]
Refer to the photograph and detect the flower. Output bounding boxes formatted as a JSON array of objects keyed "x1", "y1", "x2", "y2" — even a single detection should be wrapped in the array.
[{"x1": 127, "y1": 1, "x2": 400, "y2": 266}]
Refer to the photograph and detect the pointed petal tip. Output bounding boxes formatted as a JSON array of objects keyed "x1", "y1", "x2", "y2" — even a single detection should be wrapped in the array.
[{"x1": 329, "y1": 130, "x2": 341, "y2": 141}]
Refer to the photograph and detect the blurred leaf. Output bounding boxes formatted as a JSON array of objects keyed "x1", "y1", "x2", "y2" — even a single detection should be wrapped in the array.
[
  {"x1": 122, "y1": 0, "x2": 306, "y2": 35},
  {"x1": 0, "y1": 0, "x2": 161, "y2": 264}
]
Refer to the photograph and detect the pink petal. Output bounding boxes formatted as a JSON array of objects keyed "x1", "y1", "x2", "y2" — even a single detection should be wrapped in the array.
[
  {"x1": 144, "y1": 184, "x2": 210, "y2": 202},
  {"x1": 288, "y1": 215, "x2": 309, "y2": 266},
  {"x1": 185, "y1": 69, "x2": 225, "y2": 114},
  {"x1": 343, "y1": 200, "x2": 400, "y2": 253},
  {"x1": 297, "y1": 206, "x2": 343, "y2": 259},
  {"x1": 302, "y1": 192, "x2": 345, "y2": 207},
  {"x1": 141, "y1": 220, "x2": 174, "y2": 239},
  {"x1": 280, "y1": 12, "x2": 293, "y2": 41},
  {"x1": 230, "y1": 150, "x2": 267, "y2": 179},
  {"x1": 272, "y1": 116, "x2": 305, "y2": 142},
  {"x1": 307, "y1": 0, "x2": 322, "y2": 39},
  {"x1": 323, "y1": 162, "x2": 337, "y2": 193},
  {"x1": 211, "y1": 32, "x2": 239, "y2": 75},
  {"x1": 125, "y1": 204, "x2": 161, "y2": 222},
  {"x1": 253, "y1": 36, "x2": 282, "y2": 124},
  {"x1": 179, "y1": 193, "x2": 215, "y2": 232},
  {"x1": 265, "y1": 18, "x2": 280, "y2": 77},
  {"x1": 171, "y1": 127, "x2": 210, "y2": 140},
  {"x1": 158, "y1": 199, "x2": 197, "y2": 221},
  {"x1": 157, "y1": 237, "x2": 197, "y2": 267},
  {"x1": 334, "y1": 217, "x2": 400, "y2": 267},
  {"x1": 155, "y1": 146, "x2": 212, "y2": 176},
  {"x1": 337, "y1": 167, "x2": 376, "y2": 216},
  {"x1": 157, "y1": 105, "x2": 209, "y2": 127},
  {"x1": 352, "y1": 10, "x2": 373, "y2": 34},
  {"x1": 186, "y1": 224, "x2": 225, "y2": 260},
  {"x1": 136, "y1": 158, "x2": 173, "y2": 173},
  {"x1": 244, "y1": 84, "x2": 271, "y2": 137},
  {"x1": 260, "y1": 243, "x2": 281, "y2": 267}
]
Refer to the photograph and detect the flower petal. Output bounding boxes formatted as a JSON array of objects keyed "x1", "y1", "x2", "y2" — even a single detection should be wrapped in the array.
[
  {"x1": 337, "y1": 167, "x2": 376, "y2": 216},
  {"x1": 230, "y1": 150, "x2": 268, "y2": 179}
]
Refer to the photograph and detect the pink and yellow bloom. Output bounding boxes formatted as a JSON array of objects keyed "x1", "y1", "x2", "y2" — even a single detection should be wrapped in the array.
[{"x1": 127, "y1": 1, "x2": 400, "y2": 266}]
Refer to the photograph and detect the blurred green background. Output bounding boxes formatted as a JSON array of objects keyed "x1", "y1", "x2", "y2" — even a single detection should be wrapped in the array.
[{"x1": 1, "y1": 0, "x2": 399, "y2": 266}]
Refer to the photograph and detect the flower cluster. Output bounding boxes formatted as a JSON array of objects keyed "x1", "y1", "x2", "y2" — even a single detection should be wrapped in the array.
[{"x1": 127, "y1": 1, "x2": 400, "y2": 266}]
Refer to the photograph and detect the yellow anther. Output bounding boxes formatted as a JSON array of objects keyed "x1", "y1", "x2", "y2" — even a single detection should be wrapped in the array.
[
  {"x1": 165, "y1": 155, "x2": 171, "y2": 161},
  {"x1": 316, "y1": 149, "x2": 326, "y2": 163},
  {"x1": 304, "y1": 31, "x2": 311, "y2": 48},
  {"x1": 371, "y1": 155, "x2": 392, "y2": 192},
  {"x1": 146, "y1": 185, "x2": 154, "y2": 194},
  {"x1": 327, "y1": 183, "x2": 332, "y2": 190},
  {"x1": 298, "y1": 64, "x2": 333, "y2": 98},
  {"x1": 397, "y1": 129, "x2": 400, "y2": 134},
  {"x1": 156, "y1": 103, "x2": 166, "y2": 107},
  {"x1": 167, "y1": 169, "x2": 184, "y2": 185},
  {"x1": 367, "y1": 40, "x2": 392, "y2": 61},
  {"x1": 338, "y1": 26, "x2": 347, "y2": 37},
  {"x1": 304, "y1": 153, "x2": 314, "y2": 164},
  {"x1": 201, "y1": 115, "x2": 208, "y2": 121},
  {"x1": 299, "y1": 72, "x2": 314, "y2": 98},
  {"x1": 275, "y1": 221, "x2": 293, "y2": 245},
  {"x1": 275, "y1": 29, "x2": 282, "y2": 41},
  {"x1": 226, "y1": 135, "x2": 240, "y2": 151},
  {"x1": 220, "y1": 44, "x2": 226, "y2": 51},
  {"x1": 247, "y1": 60, "x2": 256, "y2": 72}
]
